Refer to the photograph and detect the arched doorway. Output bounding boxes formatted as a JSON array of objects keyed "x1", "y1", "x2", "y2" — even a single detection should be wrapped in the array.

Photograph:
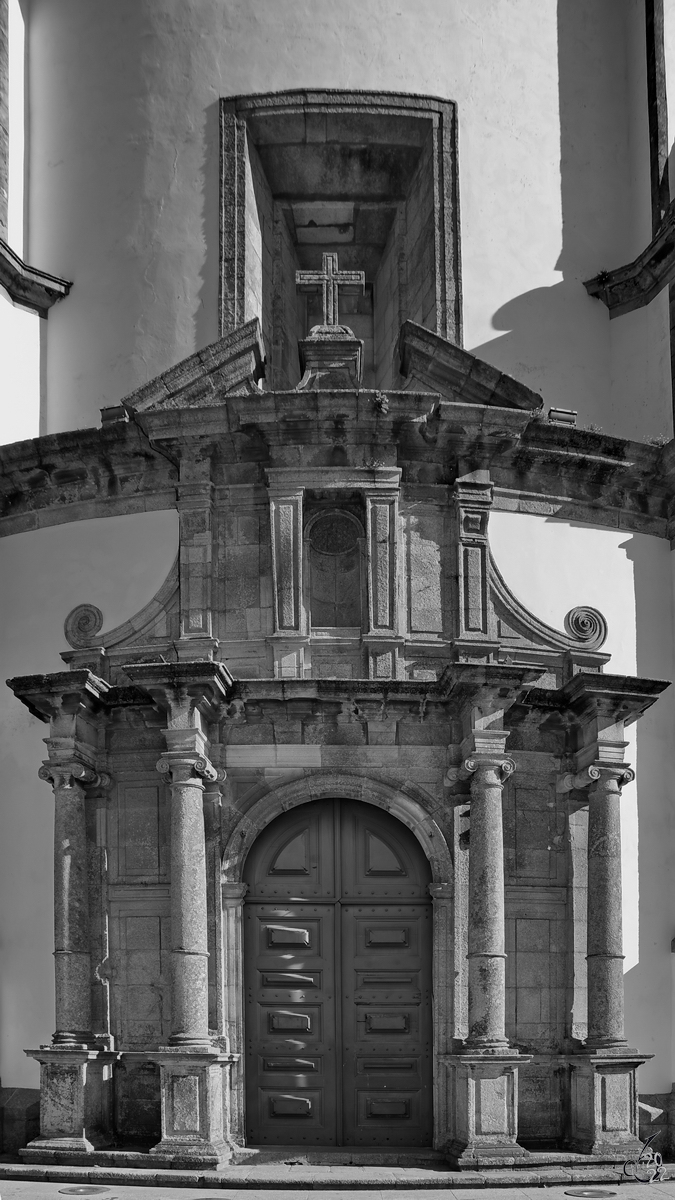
[{"x1": 243, "y1": 797, "x2": 433, "y2": 1147}]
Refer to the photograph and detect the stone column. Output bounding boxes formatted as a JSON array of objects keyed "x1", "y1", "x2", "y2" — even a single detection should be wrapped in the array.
[
  {"x1": 38, "y1": 760, "x2": 99, "y2": 1046},
  {"x1": 464, "y1": 746, "x2": 514, "y2": 1049},
  {"x1": 149, "y1": 744, "x2": 236, "y2": 1165},
  {"x1": 22, "y1": 760, "x2": 116, "y2": 1159},
  {"x1": 157, "y1": 750, "x2": 217, "y2": 1046},
  {"x1": 443, "y1": 729, "x2": 530, "y2": 1165},
  {"x1": 567, "y1": 761, "x2": 645, "y2": 1155},
  {"x1": 586, "y1": 765, "x2": 634, "y2": 1050}
]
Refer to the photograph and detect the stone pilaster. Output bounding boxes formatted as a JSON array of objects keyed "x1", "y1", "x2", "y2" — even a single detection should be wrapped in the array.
[
  {"x1": 444, "y1": 727, "x2": 530, "y2": 1165},
  {"x1": 267, "y1": 484, "x2": 308, "y2": 678},
  {"x1": 221, "y1": 881, "x2": 248, "y2": 1145},
  {"x1": 363, "y1": 486, "x2": 402, "y2": 679}
]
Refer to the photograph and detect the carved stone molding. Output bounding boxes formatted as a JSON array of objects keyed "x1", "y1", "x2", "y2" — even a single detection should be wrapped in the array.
[
  {"x1": 64, "y1": 604, "x2": 104, "y2": 648},
  {"x1": 0, "y1": 236, "x2": 71, "y2": 315}
]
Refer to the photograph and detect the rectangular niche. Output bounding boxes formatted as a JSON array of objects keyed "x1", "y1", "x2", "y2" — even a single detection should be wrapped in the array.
[{"x1": 220, "y1": 90, "x2": 461, "y2": 390}]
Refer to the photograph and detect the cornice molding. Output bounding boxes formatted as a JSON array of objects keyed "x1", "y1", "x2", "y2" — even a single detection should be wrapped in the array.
[
  {"x1": 584, "y1": 199, "x2": 675, "y2": 317},
  {"x1": 0, "y1": 237, "x2": 71, "y2": 315},
  {"x1": 0, "y1": 401, "x2": 672, "y2": 539}
]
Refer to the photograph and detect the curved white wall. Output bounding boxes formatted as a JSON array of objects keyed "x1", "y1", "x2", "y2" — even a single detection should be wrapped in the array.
[
  {"x1": 0, "y1": 508, "x2": 178, "y2": 1087},
  {"x1": 491, "y1": 512, "x2": 675, "y2": 1092},
  {"x1": 25, "y1": 0, "x2": 668, "y2": 439}
]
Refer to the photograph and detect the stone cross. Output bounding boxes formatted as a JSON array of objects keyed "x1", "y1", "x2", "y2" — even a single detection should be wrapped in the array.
[{"x1": 296, "y1": 251, "x2": 365, "y2": 326}]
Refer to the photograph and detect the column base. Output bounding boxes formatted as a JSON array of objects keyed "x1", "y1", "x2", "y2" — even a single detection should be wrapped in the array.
[
  {"x1": 442, "y1": 1050, "x2": 532, "y2": 1166},
  {"x1": 21, "y1": 1047, "x2": 117, "y2": 1157},
  {"x1": 568, "y1": 1051, "x2": 648, "y2": 1155},
  {"x1": 147, "y1": 1046, "x2": 238, "y2": 1167}
]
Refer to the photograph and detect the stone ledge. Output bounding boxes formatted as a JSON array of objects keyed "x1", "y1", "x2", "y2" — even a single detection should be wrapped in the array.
[
  {"x1": 0, "y1": 237, "x2": 71, "y2": 315},
  {"x1": 584, "y1": 197, "x2": 675, "y2": 317}
]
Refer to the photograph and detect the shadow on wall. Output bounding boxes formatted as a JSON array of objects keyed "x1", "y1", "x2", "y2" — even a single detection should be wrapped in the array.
[
  {"x1": 620, "y1": 535, "x2": 675, "y2": 1115},
  {"x1": 469, "y1": 0, "x2": 637, "y2": 432}
]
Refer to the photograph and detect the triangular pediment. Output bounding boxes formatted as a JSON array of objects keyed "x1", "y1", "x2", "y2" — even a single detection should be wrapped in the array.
[
  {"x1": 397, "y1": 320, "x2": 544, "y2": 411},
  {"x1": 122, "y1": 318, "x2": 266, "y2": 414}
]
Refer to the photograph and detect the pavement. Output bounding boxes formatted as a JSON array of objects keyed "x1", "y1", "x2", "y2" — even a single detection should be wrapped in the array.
[
  {"x1": 0, "y1": 1176, "x2": 675, "y2": 1199},
  {"x1": 0, "y1": 1171, "x2": 675, "y2": 1199}
]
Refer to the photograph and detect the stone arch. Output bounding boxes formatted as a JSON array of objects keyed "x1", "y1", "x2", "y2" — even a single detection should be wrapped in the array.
[
  {"x1": 221, "y1": 770, "x2": 453, "y2": 888},
  {"x1": 220, "y1": 770, "x2": 454, "y2": 1150}
]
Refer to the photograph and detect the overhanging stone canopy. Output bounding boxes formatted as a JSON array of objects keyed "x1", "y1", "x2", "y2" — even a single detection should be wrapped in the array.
[
  {"x1": 6, "y1": 312, "x2": 670, "y2": 1166},
  {"x1": 0, "y1": 319, "x2": 672, "y2": 539}
]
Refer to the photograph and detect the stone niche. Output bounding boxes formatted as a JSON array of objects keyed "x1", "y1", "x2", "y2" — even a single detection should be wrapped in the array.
[{"x1": 220, "y1": 90, "x2": 460, "y2": 389}]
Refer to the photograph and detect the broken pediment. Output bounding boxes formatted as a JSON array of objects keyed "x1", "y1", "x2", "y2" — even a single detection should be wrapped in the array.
[
  {"x1": 397, "y1": 320, "x2": 544, "y2": 411},
  {"x1": 119, "y1": 318, "x2": 266, "y2": 416}
]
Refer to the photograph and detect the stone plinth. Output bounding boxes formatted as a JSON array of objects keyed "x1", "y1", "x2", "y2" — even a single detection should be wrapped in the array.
[
  {"x1": 21, "y1": 1048, "x2": 116, "y2": 1157},
  {"x1": 297, "y1": 324, "x2": 363, "y2": 389},
  {"x1": 569, "y1": 1053, "x2": 645, "y2": 1156},
  {"x1": 148, "y1": 1048, "x2": 237, "y2": 1166},
  {"x1": 443, "y1": 1052, "x2": 531, "y2": 1165}
]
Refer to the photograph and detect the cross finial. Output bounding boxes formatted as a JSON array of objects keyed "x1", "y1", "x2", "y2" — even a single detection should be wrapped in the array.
[{"x1": 296, "y1": 252, "x2": 365, "y2": 326}]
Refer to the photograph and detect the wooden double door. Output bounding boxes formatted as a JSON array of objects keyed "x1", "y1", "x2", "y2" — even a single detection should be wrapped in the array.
[{"x1": 243, "y1": 798, "x2": 433, "y2": 1146}]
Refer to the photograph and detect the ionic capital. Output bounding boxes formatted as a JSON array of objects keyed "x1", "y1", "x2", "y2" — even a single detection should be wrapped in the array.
[
  {"x1": 464, "y1": 754, "x2": 516, "y2": 785},
  {"x1": 590, "y1": 764, "x2": 635, "y2": 791},
  {"x1": 38, "y1": 761, "x2": 111, "y2": 792},
  {"x1": 156, "y1": 753, "x2": 226, "y2": 785}
]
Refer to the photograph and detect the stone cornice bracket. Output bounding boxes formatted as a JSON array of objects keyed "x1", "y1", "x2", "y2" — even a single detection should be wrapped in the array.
[
  {"x1": 0, "y1": 237, "x2": 72, "y2": 316},
  {"x1": 584, "y1": 198, "x2": 675, "y2": 317},
  {"x1": 7, "y1": 672, "x2": 110, "y2": 724},
  {"x1": 122, "y1": 661, "x2": 234, "y2": 727}
]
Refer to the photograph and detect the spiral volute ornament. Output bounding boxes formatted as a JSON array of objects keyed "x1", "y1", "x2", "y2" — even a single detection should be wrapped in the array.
[
  {"x1": 64, "y1": 603, "x2": 104, "y2": 648},
  {"x1": 564, "y1": 606, "x2": 608, "y2": 649}
]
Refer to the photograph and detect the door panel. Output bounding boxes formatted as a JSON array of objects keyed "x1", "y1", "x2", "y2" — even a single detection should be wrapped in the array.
[
  {"x1": 243, "y1": 800, "x2": 336, "y2": 899},
  {"x1": 341, "y1": 904, "x2": 432, "y2": 1146},
  {"x1": 243, "y1": 799, "x2": 433, "y2": 1146},
  {"x1": 244, "y1": 904, "x2": 337, "y2": 1144}
]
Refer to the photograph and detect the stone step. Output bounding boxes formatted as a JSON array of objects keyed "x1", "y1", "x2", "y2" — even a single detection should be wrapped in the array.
[{"x1": 1, "y1": 1157, "x2": 673, "y2": 1189}]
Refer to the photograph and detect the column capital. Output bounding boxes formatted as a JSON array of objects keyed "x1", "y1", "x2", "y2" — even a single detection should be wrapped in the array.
[
  {"x1": 589, "y1": 763, "x2": 635, "y2": 790},
  {"x1": 221, "y1": 881, "x2": 249, "y2": 901},
  {"x1": 464, "y1": 753, "x2": 516, "y2": 784},
  {"x1": 157, "y1": 753, "x2": 226, "y2": 785},
  {"x1": 38, "y1": 760, "x2": 111, "y2": 791}
]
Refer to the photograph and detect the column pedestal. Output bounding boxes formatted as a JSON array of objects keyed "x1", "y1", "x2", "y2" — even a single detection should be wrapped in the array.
[
  {"x1": 21, "y1": 1048, "x2": 116, "y2": 1159},
  {"x1": 443, "y1": 1052, "x2": 530, "y2": 1165},
  {"x1": 149, "y1": 1048, "x2": 237, "y2": 1166},
  {"x1": 569, "y1": 1053, "x2": 645, "y2": 1156}
]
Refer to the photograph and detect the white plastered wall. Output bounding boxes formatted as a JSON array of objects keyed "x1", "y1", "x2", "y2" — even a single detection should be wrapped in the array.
[
  {"x1": 21, "y1": 0, "x2": 670, "y2": 440},
  {"x1": 491, "y1": 512, "x2": 675, "y2": 1094},
  {"x1": 1, "y1": 0, "x2": 40, "y2": 446},
  {"x1": 0, "y1": 510, "x2": 178, "y2": 1087}
]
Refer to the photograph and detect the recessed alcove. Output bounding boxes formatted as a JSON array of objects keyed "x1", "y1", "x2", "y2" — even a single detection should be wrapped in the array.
[{"x1": 220, "y1": 90, "x2": 460, "y2": 389}]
